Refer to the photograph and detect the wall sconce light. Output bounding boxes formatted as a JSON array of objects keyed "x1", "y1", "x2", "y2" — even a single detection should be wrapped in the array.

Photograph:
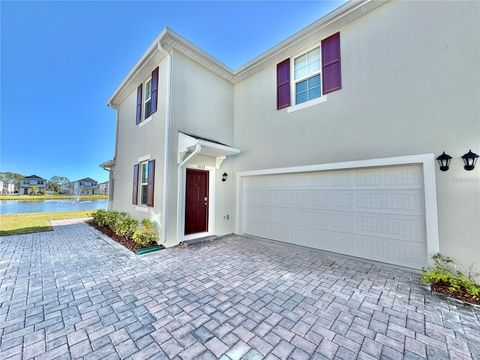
[
  {"x1": 461, "y1": 149, "x2": 479, "y2": 171},
  {"x1": 436, "y1": 152, "x2": 452, "y2": 172},
  {"x1": 222, "y1": 172, "x2": 228, "y2": 182}
]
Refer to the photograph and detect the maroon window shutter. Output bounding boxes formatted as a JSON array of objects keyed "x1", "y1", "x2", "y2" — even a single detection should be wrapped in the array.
[
  {"x1": 322, "y1": 32, "x2": 342, "y2": 94},
  {"x1": 147, "y1": 160, "x2": 155, "y2": 207},
  {"x1": 276, "y1": 59, "x2": 290, "y2": 109},
  {"x1": 132, "y1": 164, "x2": 139, "y2": 205},
  {"x1": 136, "y1": 84, "x2": 143, "y2": 124},
  {"x1": 151, "y1": 67, "x2": 159, "y2": 114}
]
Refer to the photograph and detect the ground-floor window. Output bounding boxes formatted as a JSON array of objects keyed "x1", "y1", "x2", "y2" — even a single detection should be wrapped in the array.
[{"x1": 140, "y1": 161, "x2": 149, "y2": 205}]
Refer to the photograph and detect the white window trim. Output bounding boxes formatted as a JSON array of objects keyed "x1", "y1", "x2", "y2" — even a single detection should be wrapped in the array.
[
  {"x1": 135, "y1": 76, "x2": 152, "y2": 126},
  {"x1": 287, "y1": 95, "x2": 327, "y2": 113},
  {"x1": 289, "y1": 44, "x2": 326, "y2": 110},
  {"x1": 139, "y1": 160, "x2": 149, "y2": 206},
  {"x1": 138, "y1": 116, "x2": 152, "y2": 127},
  {"x1": 144, "y1": 77, "x2": 152, "y2": 120}
]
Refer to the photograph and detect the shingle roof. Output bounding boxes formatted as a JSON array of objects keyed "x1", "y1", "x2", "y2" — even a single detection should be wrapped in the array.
[
  {"x1": 75, "y1": 177, "x2": 97, "y2": 183},
  {"x1": 23, "y1": 175, "x2": 46, "y2": 180}
]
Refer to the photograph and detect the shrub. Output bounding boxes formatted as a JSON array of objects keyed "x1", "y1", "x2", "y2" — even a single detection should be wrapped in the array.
[
  {"x1": 104, "y1": 211, "x2": 121, "y2": 228},
  {"x1": 133, "y1": 219, "x2": 159, "y2": 246},
  {"x1": 92, "y1": 209, "x2": 109, "y2": 227},
  {"x1": 422, "y1": 253, "x2": 480, "y2": 301},
  {"x1": 112, "y1": 212, "x2": 138, "y2": 238}
]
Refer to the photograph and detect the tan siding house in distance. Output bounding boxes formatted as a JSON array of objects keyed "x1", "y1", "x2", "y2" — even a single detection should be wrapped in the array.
[{"x1": 101, "y1": 0, "x2": 479, "y2": 271}]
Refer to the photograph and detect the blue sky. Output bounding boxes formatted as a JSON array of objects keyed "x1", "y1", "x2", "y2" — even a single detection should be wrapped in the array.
[{"x1": 1, "y1": 1, "x2": 343, "y2": 183}]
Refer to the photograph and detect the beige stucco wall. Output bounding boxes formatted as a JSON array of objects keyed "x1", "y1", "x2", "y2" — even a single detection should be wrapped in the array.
[
  {"x1": 233, "y1": 1, "x2": 480, "y2": 268},
  {"x1": 112, "y1": 57, "x2": 168, "y2": 232},
  {"x1": 164, "y1": 50, "x2": 235, "y2": 246}
]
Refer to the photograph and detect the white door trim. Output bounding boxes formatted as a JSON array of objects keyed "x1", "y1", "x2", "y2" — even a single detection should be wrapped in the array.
[
  {"x1": 177, "y1": 164, "x2": 216, "y2": 243},
  {"x1": 235, "y1": 154, "x2": 440, "y2": 264}
]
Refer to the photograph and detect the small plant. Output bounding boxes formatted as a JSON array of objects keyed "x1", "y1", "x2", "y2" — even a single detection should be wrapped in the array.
[
  {"x1": 104, "y1": 211, "x2": 121, "y2": 228},
  {"x1": 92, "y1": 209, "x2": 109, "y2": 227},
  {"x1": 133, "y1": 219, "x2": 159, "y2": 246},
  {"x1": 422, "y1": 253, "x2": 480, "y2": 302},
  {"x1": 112, "y1": 212, "x2": 138, "y2": 238}
]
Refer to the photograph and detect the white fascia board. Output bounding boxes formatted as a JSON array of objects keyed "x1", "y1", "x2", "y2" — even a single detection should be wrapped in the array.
[{"x1": 195, "y1": 139, "x2": 241, "y2": 156}]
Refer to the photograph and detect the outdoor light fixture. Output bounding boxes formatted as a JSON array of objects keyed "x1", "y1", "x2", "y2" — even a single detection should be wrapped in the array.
[
  {"x1": 461, "y1": 149, "x2": 479, "y2": 171},
  {"x1": 436, "y1": 152, "x2": 452, "y2": 172},
  {"x1": 222, "y1": 172, "x2": 228, "y2": 182}
]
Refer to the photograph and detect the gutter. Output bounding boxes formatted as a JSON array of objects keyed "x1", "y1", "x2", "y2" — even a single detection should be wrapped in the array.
[{"x1": 157, "y1": 42, "x2": 172, "y2": 246}]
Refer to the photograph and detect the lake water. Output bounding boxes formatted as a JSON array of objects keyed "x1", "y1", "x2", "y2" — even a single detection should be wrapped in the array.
[{"x1": 1, "y1": 199, "x2": 108, "y2": 214}]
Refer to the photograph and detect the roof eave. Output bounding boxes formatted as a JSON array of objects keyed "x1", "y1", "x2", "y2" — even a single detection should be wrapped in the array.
[{"x1": 107, "y1": 0, "x2": 388, "y2": 106}]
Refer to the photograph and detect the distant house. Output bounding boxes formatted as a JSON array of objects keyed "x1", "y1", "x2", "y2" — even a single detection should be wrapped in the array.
[
  {"x1": 73, "y1": 178, "x2": 98, "y2": 195},
  {"x1": 98, "y1": 181, "x2": 109, "y2": 195},
  {"x1": 0, "y1": 180, "x2": 15, "y2": 195},
  {"x1": 59, "y1": 182, "x2": 73, "y2": 195},
  {"x1": 19, "y1": 175, "x2": 46, "y2": 195}
]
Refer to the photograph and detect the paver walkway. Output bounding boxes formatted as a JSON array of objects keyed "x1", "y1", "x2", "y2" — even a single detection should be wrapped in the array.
[{"x1": 0, "y1": 219, "x2": 479, "y2": 360}]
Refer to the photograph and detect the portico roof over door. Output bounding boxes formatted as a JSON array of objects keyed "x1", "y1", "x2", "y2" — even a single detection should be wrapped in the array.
[{"x1": 178, "y1": 132, "x2": 241, "y2": 169}]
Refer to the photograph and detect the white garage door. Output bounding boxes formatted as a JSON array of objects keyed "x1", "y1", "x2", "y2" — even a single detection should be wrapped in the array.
[{"x1": 242, "y1": 164, "x2": 427, "y2": 268}]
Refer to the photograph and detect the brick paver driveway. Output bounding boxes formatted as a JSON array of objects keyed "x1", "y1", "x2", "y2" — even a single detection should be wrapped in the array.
[{"x1": 1, "y1": 219, "x2": 479, "y2": 360}]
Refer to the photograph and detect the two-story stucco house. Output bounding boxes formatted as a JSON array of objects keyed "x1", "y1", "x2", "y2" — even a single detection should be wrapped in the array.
[
  {"x1": 19, "y1": 175, "x2": 47, "y2": 195},
  {"x1": 98, "y1": 181, "x2": 109, "y2": 195},
  {"x1": 0, "y1": 180, "x2": 15, "y2": 195},
  {"x1": 102, "y1": 0, "x2": 479, "y2": 270},
  {"x1": 72, "y1": 178, "x2": 98, "y2": 195}
]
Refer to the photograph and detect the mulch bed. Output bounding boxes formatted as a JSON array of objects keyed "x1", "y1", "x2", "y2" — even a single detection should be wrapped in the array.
[
  {"x1": 431, "y1": 282, "x2": 480, "y2": 306},
  {"x1": 88, "y1": 221, "x2": 159, "y2": 252}
]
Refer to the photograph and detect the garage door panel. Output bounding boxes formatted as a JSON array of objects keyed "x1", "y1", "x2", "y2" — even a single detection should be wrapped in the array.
[
  {"x1": 248, "y1": 189, "x2": 425, "y2": 216},
  {"x1": 243, "y1": 165, "x2": 427, "y2": 268},
  {"x1": 356, "y1": 213, "x2": 424, "y2": 242}
]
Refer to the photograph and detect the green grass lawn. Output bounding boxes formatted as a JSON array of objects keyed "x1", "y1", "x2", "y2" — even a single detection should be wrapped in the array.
[
  {"x1": 0, "y1": 194, "x2": 108, "y2": 201},
  {"x1": 0, "y1": 211, "x2": 93, "y2": 236}
]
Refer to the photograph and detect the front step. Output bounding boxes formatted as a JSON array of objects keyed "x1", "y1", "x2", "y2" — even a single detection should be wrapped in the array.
[{"x1": 181, "y1": 235, "x2": 219, "y2": 246}]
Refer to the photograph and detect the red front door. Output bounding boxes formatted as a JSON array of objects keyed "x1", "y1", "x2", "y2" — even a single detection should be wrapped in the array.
[{"x1": 185, "y1": 169, "x2": 209, "y2": 235}]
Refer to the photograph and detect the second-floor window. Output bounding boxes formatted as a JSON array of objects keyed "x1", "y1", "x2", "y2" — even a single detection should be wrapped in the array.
[
  {"x1": 144, "y1": 78, "x2": 152, "y2": 119},
  {"x1": 135, "y1": 67, "x2": 158, "y2": 125},
  {"x1": 276, "y1": 32, "x2": 341, "y2": 111},
  {"x1": 294, "y1": 46, "x2": 321, "y2": 105}
]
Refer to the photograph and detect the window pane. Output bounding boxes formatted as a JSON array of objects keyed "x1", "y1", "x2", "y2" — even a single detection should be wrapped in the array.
[
  {"x1": 295, "y1": 74, "x2": 321, "y2": 104},
  {"x1": 141, "y1": 185, "x2": 148, "y2": 205},
  {"x1": 294, "y1": 54, "x2": 306, "y2": 68},
  {"x1": 145, "y1": 99, "x2": 152, "y2": 118},
  {"x1": 307, "y1": 47, "x2": 320, "y2": 63},
  {"x1": 308, "y1": 74, "x2": 321, "y2": 88},
  {"x1": 296, "y1": 91, "x2": 308, "y2": 105},
  {"x1": 295, "y1": 47, "x2": 320, "y2": 80},
  {"x1": 307, "y1": 60, "x2": 320, "y2": 75},
  {"x1": 296, "y1": 79, "x2": 307, "y2": 93},
  {"x1": 141, "y1": 163, "x2": 148, "y2": 183},
  {"x1": 296, "y1": 78, "x2": 309, "y2": 104},
  {"x1": 145, "y1": 79, "x2": 152, "y2": 100},
  {"x1": 309, "y1": 85, "x2": 321, "y2": 100},
  {"x1": 294, "y1": 54, "x2": 306, "y2": 80}
]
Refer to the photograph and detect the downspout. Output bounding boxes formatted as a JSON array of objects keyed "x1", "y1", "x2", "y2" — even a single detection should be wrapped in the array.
[{"x1": 157, "y1": 42, "x2": 172, "y2": 245}]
